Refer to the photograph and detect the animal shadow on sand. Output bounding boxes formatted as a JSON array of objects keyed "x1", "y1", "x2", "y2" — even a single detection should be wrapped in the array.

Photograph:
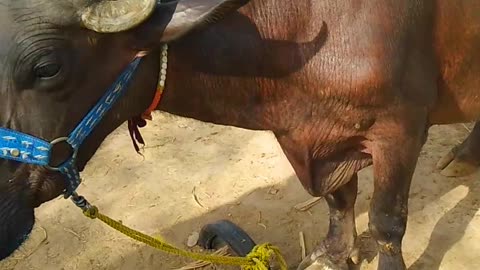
[
  {"x1": 4, "y1": 122, "x2": 478, "y2": 270},
  {"x1": 352, "y1": 174, "x2": 480, "y2": 270},
  {"x1": 101, "y1": 163, "x2": 480, "y2": 270}
]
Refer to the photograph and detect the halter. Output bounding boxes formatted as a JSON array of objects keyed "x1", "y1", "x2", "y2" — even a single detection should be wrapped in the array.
[{"x1": 0, "y1": 45, "x2": 167, "y2": 199}]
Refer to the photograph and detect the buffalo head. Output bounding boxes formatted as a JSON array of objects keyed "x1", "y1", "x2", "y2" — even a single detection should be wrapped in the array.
[{"x1": 0, "y1": 0, "x2": 248, "y2": 260}]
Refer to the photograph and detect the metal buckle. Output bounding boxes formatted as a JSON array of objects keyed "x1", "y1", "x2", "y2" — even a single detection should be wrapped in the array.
[{"x1": 45, "y1": 137, "x2": 78, "y2": 171}]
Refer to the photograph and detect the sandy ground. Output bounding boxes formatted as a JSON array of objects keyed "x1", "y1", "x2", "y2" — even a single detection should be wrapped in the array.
[{"x1": 1, "y1": 111, "x2": 480, "y2": 270}]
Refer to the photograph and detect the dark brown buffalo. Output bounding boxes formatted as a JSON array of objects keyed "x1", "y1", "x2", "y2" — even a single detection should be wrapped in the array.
[{"x1": 1, "y1": 1, "x2": 480, "y2": 270}]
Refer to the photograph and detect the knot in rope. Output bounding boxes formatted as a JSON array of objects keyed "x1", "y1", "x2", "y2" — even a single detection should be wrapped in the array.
[
  {"x1": 243, "y1": 243, "x2": 288, "y2": 270},
  {"x1": 83, "y1": 205, "x2": 99, "y2": 219}
]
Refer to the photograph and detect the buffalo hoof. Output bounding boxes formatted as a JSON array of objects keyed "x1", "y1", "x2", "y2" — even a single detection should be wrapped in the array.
[
  {"x1": 198, "y1": 219, "x2": 257, "y2": 257},
  {"x1": 436, "y1": 145, "x2": 480, "y2": 177},
  {"x1": 297, "y1": 243, "x2": 359, "y2": 270}
]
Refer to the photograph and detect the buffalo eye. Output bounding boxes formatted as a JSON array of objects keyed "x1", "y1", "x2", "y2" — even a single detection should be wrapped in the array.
[{"x1": 34, "y1": 62, "x2": 61, "y2": 79}]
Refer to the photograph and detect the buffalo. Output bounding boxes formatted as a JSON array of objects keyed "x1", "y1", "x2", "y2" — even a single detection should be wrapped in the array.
[{"x1": 1, "y1": 0, "x2": 480, "y2": 270}]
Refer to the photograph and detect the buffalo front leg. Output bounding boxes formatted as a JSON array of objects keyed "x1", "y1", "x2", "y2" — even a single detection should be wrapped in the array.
[
  {"x1": 297, "y1": 175, "x2": 359, "y2": 270},
  {"x1": 369, "y1": 123, "x2": 426, "y2": 270},
  {"x1": 436, "y1": 121, "x2": 480, "y2": 177}
]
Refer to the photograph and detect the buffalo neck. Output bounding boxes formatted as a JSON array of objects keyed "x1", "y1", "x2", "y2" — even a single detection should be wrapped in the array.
[{"x1": 155, "y1": 5, "x2": 327, "y2": 133}]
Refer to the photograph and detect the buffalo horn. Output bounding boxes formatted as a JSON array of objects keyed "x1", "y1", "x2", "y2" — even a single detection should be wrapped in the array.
[{"x1": 81, "y1": 0, "x2": 157, "y2": 33}]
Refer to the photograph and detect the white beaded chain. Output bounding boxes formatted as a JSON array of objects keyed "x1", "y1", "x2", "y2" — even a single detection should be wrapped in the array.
[{"x1": 158, "y1": 44, "x2": 168, "y2": 88}]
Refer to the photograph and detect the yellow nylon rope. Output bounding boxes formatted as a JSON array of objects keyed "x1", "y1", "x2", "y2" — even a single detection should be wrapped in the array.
[{"x1": 82, "y1": 205, "x2": 288, "y2": 270}]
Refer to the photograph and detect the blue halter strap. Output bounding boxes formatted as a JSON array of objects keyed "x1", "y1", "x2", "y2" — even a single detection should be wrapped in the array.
[{"x1": 0, "y1": 57, "x2": 143, "y2": 198}]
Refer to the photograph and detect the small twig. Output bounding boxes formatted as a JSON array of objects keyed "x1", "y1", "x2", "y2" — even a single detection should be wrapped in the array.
[
  {"x1": 257, "y1": 211, "x2": 267, "y2": 229},
  {"x1": 294, "y1": 197, "x2": 323, "y2": 211},
  {"x1": 192, "y1": 187, "x2": 208, "y2": 209},
  {"x1": 173, "y1": 215, "x2": 183, "y2": 225},
  {"x1": 64, "y1": 228, "x2": 85, "y2": 242},
  {"x1": 102, "y1": 166, "x2": 112, "y2": 176},
  {"x1": 299, "y1": 231, "x2": 306, "y2": 260},
  {"x1": 462, "y1": 123, "x2": 472, "y2": 132}
]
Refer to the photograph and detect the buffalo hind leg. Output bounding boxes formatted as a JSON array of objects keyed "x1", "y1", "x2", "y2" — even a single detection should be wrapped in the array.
[
  {"x1": 437, "y1": 121, "x2": 480, "y2": 177},
  {"x1": 297, "y1": 175, "x2": 359, "y2": 270}
]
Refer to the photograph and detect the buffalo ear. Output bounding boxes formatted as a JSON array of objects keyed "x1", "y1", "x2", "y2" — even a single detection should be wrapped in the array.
[{"x1": 158, "y1": 0, "x2": 249, "y2": 42}]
